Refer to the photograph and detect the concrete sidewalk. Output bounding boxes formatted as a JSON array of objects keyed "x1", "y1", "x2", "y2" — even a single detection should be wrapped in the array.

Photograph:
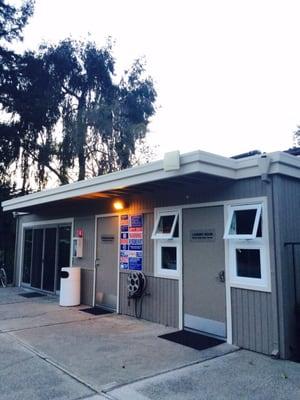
[
  {"x1": 1, "y1": 287, "x2": 300, "y2": 400},
  {"x1": 0, "y1": 287, "x2": 235, "y2": 399},
  {"x1": 107, "y1": 350, "x2": 300, "y2": 400}
]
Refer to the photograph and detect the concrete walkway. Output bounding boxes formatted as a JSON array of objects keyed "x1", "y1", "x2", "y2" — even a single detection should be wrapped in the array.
[
  {"x1": 107, "y1": 350, "x2": 300, "y2": 400},
  {"x1": 0, "y1": 288, "x2": 234, "y2": 399},
  {"x1": 1, "y1": 287, "x2": 300, "y2": 400}
]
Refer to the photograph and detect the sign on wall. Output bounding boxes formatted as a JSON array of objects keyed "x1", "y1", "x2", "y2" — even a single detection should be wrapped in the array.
[{"x1": 119, "y1": 214, "x2": 143, "y2": 270}]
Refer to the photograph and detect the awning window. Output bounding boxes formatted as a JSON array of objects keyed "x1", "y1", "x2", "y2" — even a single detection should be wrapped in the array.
[
  {"x1": 152, "y1": 211, "x2": 179, "y2": 240},
  {"x1": 224, "y1": 204, "x2": 262, "y2": 240}
]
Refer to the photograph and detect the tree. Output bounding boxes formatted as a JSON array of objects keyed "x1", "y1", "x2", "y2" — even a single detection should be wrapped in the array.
[
  {"x1": 37, "y1": 39, "x2": 157, "y2": 184},
  {"x1": 0, "y1": 0, "x2": 35, "y2": 188},
  {"x1": 1, "y1": 38, "x2": 157, "y2": 189},
  {"x1": 0, "y1": 0, "x2": 35, "y2": 282},
  {"x1": 294, "y1": 127, "x2": 300, "y2": 147}
]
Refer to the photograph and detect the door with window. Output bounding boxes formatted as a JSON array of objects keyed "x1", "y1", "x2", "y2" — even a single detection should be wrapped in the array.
[
  {"x1": 95, "y1": 216, "x2": 119, "y2": 310},
  {"x1": 183, "y1": 206, "x2": 226, "y2": 337},
  {"x1": 22, "y1": 224, "x2": 71, "y2": 293}
]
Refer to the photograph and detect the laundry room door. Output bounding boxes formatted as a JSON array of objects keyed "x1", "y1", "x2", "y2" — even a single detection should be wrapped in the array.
[
  {"x1": 95, "y1": 216, "x2": 119, "y2": 310},
  {"x1": 183, "y1": 206, "x2": 226, "y2": 338}
]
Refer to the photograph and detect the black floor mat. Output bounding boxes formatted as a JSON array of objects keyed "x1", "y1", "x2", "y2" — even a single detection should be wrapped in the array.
[
  {"x1": 80, "y1": 307, "x2": 113, "y2": 315},
  {"x1": 159, "y1": 330, "x2": 225, "y2": 351},
  {"x1": 19, "y1": 292, "x2": 46, "y2": 298}
]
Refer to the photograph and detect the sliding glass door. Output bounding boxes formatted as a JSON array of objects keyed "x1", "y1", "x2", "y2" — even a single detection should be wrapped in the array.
[
  {"x1": 56, "y1": 226, "x2": 71, "y2": 291},
  {"x1": 31, "y1": 229, "x2": 44, "y2": 289},
  {"x1": 22, "y1": 224, "x2": 71, "y2": 293}
]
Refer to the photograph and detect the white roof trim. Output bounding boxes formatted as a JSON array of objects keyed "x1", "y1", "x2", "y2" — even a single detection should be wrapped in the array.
[{"x1": 2, "y1": 149, "x2": 300, "y2": 212}]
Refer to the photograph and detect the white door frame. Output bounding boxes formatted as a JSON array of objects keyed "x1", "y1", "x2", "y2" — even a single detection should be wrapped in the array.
[{"x1": 93, "y1": 213, "x2": 120, "y2": 311}]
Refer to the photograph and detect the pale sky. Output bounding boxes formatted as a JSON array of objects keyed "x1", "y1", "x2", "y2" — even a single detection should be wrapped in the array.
[{"x1": 18, "y1": 0, "x2": 300, "y2": 158}]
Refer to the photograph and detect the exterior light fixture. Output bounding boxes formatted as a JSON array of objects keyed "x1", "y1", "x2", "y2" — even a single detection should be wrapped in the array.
[{"x1": 113, "y1": 200, "x2": 125, "y2": 211}]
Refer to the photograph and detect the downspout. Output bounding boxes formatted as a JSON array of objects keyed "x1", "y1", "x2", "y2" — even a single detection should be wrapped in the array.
[
  {"x1": 258, "y1": 154, "x2": 280, "y2": 357},
  {"x1": 12, "y1": 212, "x2": 20, "y2": 287},
  {"x1": 269, "y1": 176, "x2": 281, "y2": 358}
]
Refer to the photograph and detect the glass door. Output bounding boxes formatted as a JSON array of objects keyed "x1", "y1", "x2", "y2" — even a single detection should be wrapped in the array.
[
  {"x1": 56, "y1": 226, "x2": 71, "y2": 291},
  {"x1": 22, "y1": 224, "x2": 71, "y2": 293},
  {"x1": 42, "y1": 227, "x2": 57, "y2": 292},
  {"x1": 31, "y1": 229, "x2": 44, "y2": 289}
]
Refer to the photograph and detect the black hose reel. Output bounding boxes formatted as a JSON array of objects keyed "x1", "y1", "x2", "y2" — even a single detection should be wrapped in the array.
[{"x1": 127, "y1": 271, "x2": 149, "y2": 318}]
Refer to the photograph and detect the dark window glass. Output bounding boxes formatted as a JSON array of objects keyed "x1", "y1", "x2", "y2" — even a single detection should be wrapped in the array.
[
  {"x1": 157, "y1": 215, "x2": 176, "y2": 234},
  {"x1": 173, "y1": 220, "x2": 179, "y2": 238},
  {"x1": 57, "y1": 226, "x2": 71, "y2": 290},
  {"x1": 236, "y1": 249, "x2": 261, "y2": 278},
  {"x1": 22, "y1": 230, "x2": 33, "y2": 283},
  {"x1": 256, "y1": 217, "x2": 262, "y2": 237},
  {"x1": 161, "y1": 246, "x2": 177, "y2": 270},
  {"x1": 230, "y1": 209, "x2": 257, "y2": 235},
  {"x1": 43, "y1": 228, "x2": 57, "y2": 292},
  {"x1": 31, "y1": 229, "x2": 43, "y2": 289}
]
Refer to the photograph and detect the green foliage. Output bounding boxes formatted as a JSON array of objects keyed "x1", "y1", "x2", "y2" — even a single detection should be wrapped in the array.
[
  {"x1": 1, "y1": 37, "x2": 157, "y2": 188},
  {"x1": 38, "y1": 39, "x2": 157, "y2": 182},
  {"x1": 0, "y1": 0, "x2": 34, "y2": 43}
]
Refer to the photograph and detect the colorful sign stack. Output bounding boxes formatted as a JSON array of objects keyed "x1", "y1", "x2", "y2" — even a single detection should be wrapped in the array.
[{"x1": 120, "y1": 214, "x2": 143, "y2": 270}]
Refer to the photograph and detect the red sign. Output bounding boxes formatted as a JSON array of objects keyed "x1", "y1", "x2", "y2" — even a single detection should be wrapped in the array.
[{"x1": 76, "y1": 228, "x2": 84, "y2": 238}]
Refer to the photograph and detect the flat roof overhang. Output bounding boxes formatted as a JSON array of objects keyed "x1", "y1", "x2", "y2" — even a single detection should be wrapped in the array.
[{"x1": 2, "y1": 149, "x2": 300, "y2": 212}]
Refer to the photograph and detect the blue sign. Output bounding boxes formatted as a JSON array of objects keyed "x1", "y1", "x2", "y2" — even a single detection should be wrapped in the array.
[
  {"x1": 119, "y1": 213, "x2": 143, "y2": 271},
  {"x1": 129, "y1": 257, "x2": 142, "y2": 270},
  {"x1": 130, "y1": 215, "x2": 143, "y2": 228}
]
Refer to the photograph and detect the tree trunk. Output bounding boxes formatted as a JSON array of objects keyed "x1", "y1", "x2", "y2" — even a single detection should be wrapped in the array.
[{"x1": 77, "y1": 99, "x2": 86, "y2": 181}]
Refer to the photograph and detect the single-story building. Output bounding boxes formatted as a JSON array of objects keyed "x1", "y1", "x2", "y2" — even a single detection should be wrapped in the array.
[{"x1": 2, "y1": 149, "x2": 300, "y2": 360}]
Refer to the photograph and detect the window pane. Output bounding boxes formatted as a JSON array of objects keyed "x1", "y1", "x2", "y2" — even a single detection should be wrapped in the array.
[
  {"x1": 256, "y1": 217, "x2": 262, "y2": 237},
  {"x1": 236, "y1": 249, "x2": 261, "y2": 278},
  {"x1": 43, "y1": 228, "x2": 57, "y2": 292},
  {"x1": 230, "y1": 209, "x2": 257, "y2": 235},
  {"x1": 157, "y1": 215, "x2": 176, "y2": 234},
  {"x1": 161, "y1": 246, "x2": 177, "y2": 270},
  {"x1": 57, "y1": 226, "x2": 71, "y2": 290},
  {"x1": 22, "y1": 230, "x2": 33, "y2": 283},
  {"x1": 173, "y1": 220, "x2": 179, "y2": 238},
  {"x1": 31, "y1": 229, "x2": 44, "y2": 289}
]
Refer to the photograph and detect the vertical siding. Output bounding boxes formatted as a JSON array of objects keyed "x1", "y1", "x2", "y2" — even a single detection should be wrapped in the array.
[
  {"x1": 272, "y1": 175, "x2": 300, "y2": 359},
  {"x1": 119, "y1": 272, "x2": 179, "y2": 327},
  {"x1": 231, "y1": 288, "x2": 273, "y2": 354},
  {"x1": 142, "y1": 212, "x2": 154, "y2": 275},
  {"x1": 72, "y1": 216, "x2": 95, "y2": 269},
  {"x1": 81, "y1": 268, "x2": 94, "y2": 305}
]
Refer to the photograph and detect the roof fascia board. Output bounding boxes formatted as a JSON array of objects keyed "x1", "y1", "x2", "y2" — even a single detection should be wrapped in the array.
[
  {"x1": 2, "y1": 157, "x2": 237, "y2": 212},
  {"x1": 3, "y1": 150, "x2": 300, "y2": 212}
]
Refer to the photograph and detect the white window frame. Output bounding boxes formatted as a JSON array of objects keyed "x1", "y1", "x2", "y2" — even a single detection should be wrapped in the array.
[
  {"x1": 224, "y1": 203, "x2": 262, "y2": 240},
  {"x1": 225, "y1": 201, "x2": 271, "y2": 292},
  {"x1": 153, "y1": 208, "x2": 182, "y2": 279},
  {"x1": 151, "y1": 210, "x2": 179, "y2": 240}
]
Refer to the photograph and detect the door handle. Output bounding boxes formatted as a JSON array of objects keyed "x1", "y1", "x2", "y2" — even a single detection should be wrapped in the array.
[
  {"x1": 216, "y1": 270, "x2": 225, "y2": 283},
  {"x1": 95, "y1": 259, "x2": 100, "y2": 267}
]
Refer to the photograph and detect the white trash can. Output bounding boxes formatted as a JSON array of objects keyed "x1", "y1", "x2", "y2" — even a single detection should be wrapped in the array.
[{"x1": 59, "y1": 267, "x2": 81, "y2": 306}]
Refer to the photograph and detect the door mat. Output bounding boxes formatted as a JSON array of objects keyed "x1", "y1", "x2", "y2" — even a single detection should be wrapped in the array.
[
  {"x1": 158, "y1": 330, "x2": 225, "y2": 351},
  {"x1": 19, "y1": 292, "x2": 46, "y2": 298},
  {"x1": 80, "y1": 307, "x2": 113, "y2": 315}
]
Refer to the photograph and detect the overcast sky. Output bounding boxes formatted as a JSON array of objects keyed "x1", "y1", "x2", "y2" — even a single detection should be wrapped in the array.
[{"x1": 18, "y1": 0, "x2": 300, "y2": 158}]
